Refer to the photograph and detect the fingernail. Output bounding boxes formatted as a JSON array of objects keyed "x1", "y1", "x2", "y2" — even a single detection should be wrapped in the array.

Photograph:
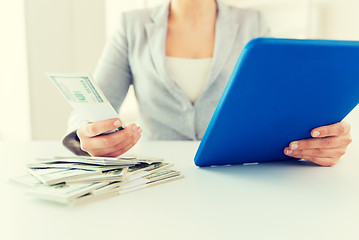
[
  {"x1": 138, "y1": 128, "x2": 142, "y2": 134},
  {"x1": 114, "y1": 120, "x2": 121, "y2": 127},
  {"x1": 312, "y1": 131, "x2": 320, "y2": 137},
  {"x1": 291, "y1": 143, "x2": 298, "y2": 150},
  {"x1": 132, "y1": 126, "x2": 137, "y2": 131},
  {"x1": 286, "y1": 149, "x2": 293, "y2": 155}
]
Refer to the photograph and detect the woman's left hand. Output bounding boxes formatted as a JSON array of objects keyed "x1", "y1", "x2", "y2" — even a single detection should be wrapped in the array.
[{"x1": 284, "y1": 121, "x2": 352, "y2": 166}]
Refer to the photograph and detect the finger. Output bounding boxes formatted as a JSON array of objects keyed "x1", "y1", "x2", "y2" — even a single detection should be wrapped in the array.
[
  {"x1": 105, "y1": 135, "x2": 141, "y2": 157},
  {"x1": 288, "y1": 135, "x2": 352, "y2": 150},
  {"x1": 284, "y1": 147, "x2": 346, "y2": 160},
  {"x1": 101, "y1": 133, "x2": 141, "y2": 157},
  {"x1": 83, "y1": 124, "x2": 139, "y2": 151},
  {"x1": 78, "y1": 118, "x2": 122, "y2": 137},
  {"x1": 90, "y1": 129, "x2": 141, "y2": 156},
  {"x1": 311, "y1": 121, "x2": 351, "y2": 138},
  {"x1": 296, "y1": 155, "x2": 338, "y2": 167}
]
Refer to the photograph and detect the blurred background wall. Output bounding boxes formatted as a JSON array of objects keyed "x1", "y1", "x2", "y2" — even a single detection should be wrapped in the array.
[{"x1": 1, "y1": 0, "x2": 359, "y2": 141}]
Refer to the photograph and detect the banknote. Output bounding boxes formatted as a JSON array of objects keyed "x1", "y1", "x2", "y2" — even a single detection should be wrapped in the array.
[
  {"x1": 119, "y1": 173, "x2": 183, "y2": 195},
  {"x1": 66, "y1": 182, "x2": 122, "y2": 205},
  {"x1": 126, "y1": 163, "x2": 155, "y2": 174},
  {"x1": 36, "y1": 157, "x2": 137, "y2": 166},
  {"x1": 122, "y1": 169, "x2": 181, "y2": 189},
  {"x1": 126, "y1": 162, "x2": 173, "y2": 181},
  {"x1": 38, "y1": 155, "x2": 163, "y2": 166},
  {"x1": 28, "y1": 168, "x2": 100, "y2": 185},
  {"x1": 27, "y1": 162, "x2": 126, "y2": 172},
  {"x1": 72, "y1": 191, "x2": 119, "y2": 206},
  {"x1": 65, "y1": 168, "x2": 127, "y2": 184},
  {"x1": 144, "y1": 169, "x2": 180, "y2": 182},
  {"x1": 26, "y1": 182, "x2": 108, "y2": 204},
  {"x1": 27, "y1": 162, "x2": 75, "y2": 170},
  {"x1": 70, "y1": 169, "x2": 180, "y2": 196},
  {"x1": 46, "y1": 72, "x2": 122, "y2": 124},
  {"x1": 124, "y1": 155, "x2": 164, "y2": 164},
  {"x1": 91, "y1": 182, "x2": 122, "y2": 195},
  {"x1": 72, "y1": 174, "x2": 183, "y2": 205},
  {"x1": 56, "y1": 155, "x2": 164, "y2": 164}
]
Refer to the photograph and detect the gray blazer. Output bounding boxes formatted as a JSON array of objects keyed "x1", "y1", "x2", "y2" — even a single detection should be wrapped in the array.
[{"x1": 64, "y1": 0, "x2": 270, "y2": 154}]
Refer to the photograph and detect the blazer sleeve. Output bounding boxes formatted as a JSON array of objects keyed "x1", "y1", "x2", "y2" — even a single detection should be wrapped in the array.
[{"x1": 63, "y1": 13, "x2": 133, "y2": 155}]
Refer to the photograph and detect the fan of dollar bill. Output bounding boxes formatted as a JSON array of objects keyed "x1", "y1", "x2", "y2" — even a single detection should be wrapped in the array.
[{"x1": 10, "y1": 155, "x2": 182, "y2": 205}]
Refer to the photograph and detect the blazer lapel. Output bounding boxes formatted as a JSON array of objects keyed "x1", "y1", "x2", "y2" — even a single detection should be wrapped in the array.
[
  {"x1": 203, "y1": 0, "x2": 240, "y2": 92},
  {"x1": 144, "y1": 0, "x2": 240, "y2": 104},
  {"x1": 145, "y1": 1, "x2": 189, "y2": 105}
]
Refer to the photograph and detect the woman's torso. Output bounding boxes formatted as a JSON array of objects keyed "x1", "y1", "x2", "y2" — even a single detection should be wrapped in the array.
[{"x1": 92, "y1": 0, "x2": 270, "y2": 140}]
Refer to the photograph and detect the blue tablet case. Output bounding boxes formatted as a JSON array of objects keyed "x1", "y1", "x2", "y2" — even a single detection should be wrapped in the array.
[{"x1": 194, "y1": 38, "x2": 359, "y2": 167}]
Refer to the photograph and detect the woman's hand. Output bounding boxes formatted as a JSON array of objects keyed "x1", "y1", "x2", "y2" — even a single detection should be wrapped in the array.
[
  {"x1": 284, "y1": 121, "x2": 352, "y2": 166},
  {"x1": 77, "y1": 118, "x2": 142, "y2": 157}
]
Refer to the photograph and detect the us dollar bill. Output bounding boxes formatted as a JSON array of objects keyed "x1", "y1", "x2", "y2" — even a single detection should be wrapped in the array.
[
  {"x1": 36, "y1": 156, "x2": 137, "y2": 166},
  {"x1": 27, "y1": 162, "x2": 126, "y2": 172},
  {"x1": 65, "y1": 168, "x2": 127, "y2": 184},
  {"x1": 26, "y1": 181, "x2": 108, "y2": 204},
  {"x1": 73, "y1": 173, "x2": 183, "y2": 204},
  {"x1": 122, "y1": 169, "x2": 181, "y2": 189},
  {"x1": 46, "y1": 72, "x2": 124, "y2": 129},
  {"x1": 126, "y1": 162, "x2": 173, "y2": 181},
  {"x1": 119, "y1": 173, "x2": 183, "y2": 195},
  {"x1": 27, "y1": 168, "x2": 100, "y2": 185}
]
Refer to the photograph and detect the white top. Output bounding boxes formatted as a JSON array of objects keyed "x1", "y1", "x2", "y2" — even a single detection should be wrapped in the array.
[{"x1": 166, "y1": 57, "x2": 212, "y2": 103}]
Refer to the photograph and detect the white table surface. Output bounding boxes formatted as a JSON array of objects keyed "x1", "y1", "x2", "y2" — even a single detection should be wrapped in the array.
[{"x1": 0, "y1": 140, "x2": 358, "y2": 240}]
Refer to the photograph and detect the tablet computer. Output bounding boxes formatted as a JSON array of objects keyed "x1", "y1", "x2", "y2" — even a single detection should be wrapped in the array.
[{"x1": 194, "y1": 38, "x2": 359, "y2": 167}]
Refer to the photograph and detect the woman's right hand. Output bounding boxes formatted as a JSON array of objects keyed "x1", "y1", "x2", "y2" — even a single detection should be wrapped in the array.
[{"x1": 77, "y1": 118, "x2": 142, "y2": 157}]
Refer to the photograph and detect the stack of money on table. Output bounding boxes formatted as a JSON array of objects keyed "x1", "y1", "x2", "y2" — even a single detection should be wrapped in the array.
[{"x1": 11, "y1": 155, "x2": 182, "y2": 205}]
